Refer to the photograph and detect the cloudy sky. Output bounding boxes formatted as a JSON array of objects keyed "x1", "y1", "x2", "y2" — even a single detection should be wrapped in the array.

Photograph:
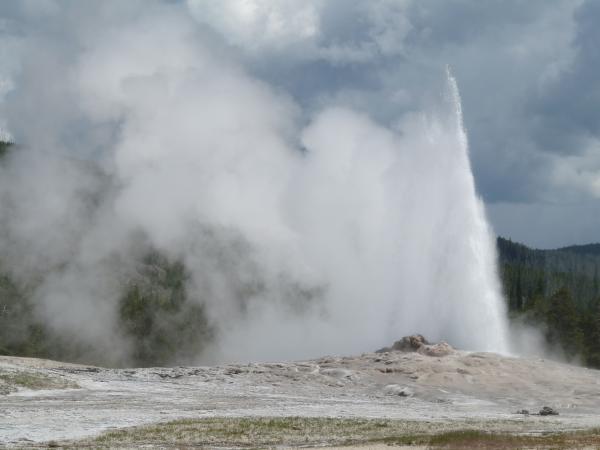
[{"x1": 1, "y1": 0, "x2": 598, "y2": 249}]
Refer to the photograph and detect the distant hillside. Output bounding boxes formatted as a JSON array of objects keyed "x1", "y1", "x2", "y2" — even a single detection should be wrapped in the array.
[
  {"x1": 497, "y1": 237, "x2": 600, "y2": 366},
  {"x1": 558, "y1": 243, "x2": 600, "y2": 256},
  {"x1": 497, "y1": 237, "x2": 600, "y2": 311}
]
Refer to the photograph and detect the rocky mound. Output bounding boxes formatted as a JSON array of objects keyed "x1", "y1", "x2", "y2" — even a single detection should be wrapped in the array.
[{"x1": 376, "y1": 334, "x2": 454, "y2": 357}]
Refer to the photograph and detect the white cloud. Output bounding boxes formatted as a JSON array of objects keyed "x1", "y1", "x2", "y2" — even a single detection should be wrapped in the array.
[
  {"x1": 186, "y1": 0, "x2": 414, "y2": 63},
  {"x1": 363, "y1": 0, "x2": 412, "y2": 57},
  {"x1": 550, "y1": 138, "x2": 600, "y2": 199},
  {"x1": 187, "y1": 0, "x2": 321, "y2": 52}
]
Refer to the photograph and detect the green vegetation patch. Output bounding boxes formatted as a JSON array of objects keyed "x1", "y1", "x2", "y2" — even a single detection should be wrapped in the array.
[
  {"x1": 419, "y1": 428, "x2": 600, "y2": 449},
  {"x1": 86, "y1": 417, "x2": 426, "y2": 448},
  {"x1": 0, "y1": 248, "x2": 213, "y2": 367},
  {"x1": 71, "y1": 417, "x2": 600, "y2": 449},
  {"x1": 118, "y1": 251, "x2": 213, "y2": 367},
  {"x1": 372, "y1": 428, "x2": 600, "y2": 449},
  {"x1": 0, "y1": 370, "x2": 78, "y2": 395}
]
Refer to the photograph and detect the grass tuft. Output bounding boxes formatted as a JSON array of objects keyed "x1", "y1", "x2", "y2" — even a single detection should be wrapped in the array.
[
  {"x1": 60, "y1": 417, "x2": 600, "y2": 449},
  {"x1": 0, "y1": 370, "x2": 79, "y2": 394}
]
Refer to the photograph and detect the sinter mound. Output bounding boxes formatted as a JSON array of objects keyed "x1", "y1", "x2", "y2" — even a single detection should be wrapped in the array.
[{"x1": 376, "y1": 334, "x2": 454, "y2": 357}]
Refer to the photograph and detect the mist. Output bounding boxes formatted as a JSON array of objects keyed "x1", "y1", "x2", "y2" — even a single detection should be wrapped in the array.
[{"x1": 0, "y1": 4, "x2": 509, "y2": 365}]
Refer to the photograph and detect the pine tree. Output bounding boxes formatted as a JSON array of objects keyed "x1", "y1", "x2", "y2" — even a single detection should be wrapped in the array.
[
  {"x1": 546, "y1": 288, "x2": 584, "y2": 358},
  {"x1": 583, "y1": 299, "x2": 600, "y2": 368}
]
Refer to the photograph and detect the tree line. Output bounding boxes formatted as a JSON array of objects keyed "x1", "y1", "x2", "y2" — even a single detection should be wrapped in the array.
[{"x1": 498, "y1": 237, "x2": 600, "y2": 367}]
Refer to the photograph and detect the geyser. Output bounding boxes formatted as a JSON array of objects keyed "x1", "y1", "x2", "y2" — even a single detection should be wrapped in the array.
[{"x1": 0, "y1": 9, "x2": 508, "y2": 364}]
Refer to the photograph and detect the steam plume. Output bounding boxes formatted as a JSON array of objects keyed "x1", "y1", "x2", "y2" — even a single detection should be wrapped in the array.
[{"x1": 0, "y1": 6, "x2": 508, "y2": 364}]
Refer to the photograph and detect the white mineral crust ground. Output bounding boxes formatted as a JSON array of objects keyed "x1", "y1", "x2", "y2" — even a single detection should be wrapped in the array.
[{"x1": 1, "y1": 348, "x2": 600, "y2": 445}]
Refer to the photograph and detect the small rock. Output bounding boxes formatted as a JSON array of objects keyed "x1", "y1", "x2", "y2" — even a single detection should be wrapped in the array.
[
  {"x1": 320, "y1": 368, "x2": 353, "y2": 379},
  {"x1": 384, "y1": 384, "x2": 413, "y2": 397},
  {"x1": 420, "y1": 342, "x2": 454, "y2": 357},
  {"x1": 539, "y1": 406, "x2": 559, "y2": 416}
]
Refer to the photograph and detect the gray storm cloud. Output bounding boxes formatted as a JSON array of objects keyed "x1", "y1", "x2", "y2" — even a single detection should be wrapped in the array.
[
  {"x1": 0, "y1": 2, "x2": 510, "y2": 364},
  {"x1": 183, "y1": 0, "x2": 600, "y2": 248},
  {"x1": 2, "y1": 0, "x2": 600, "y2": 248}
]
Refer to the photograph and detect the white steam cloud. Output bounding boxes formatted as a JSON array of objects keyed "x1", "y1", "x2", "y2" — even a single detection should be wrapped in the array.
[{"x1": 0, "y1": 4, "x2": 508, "y2": 364}]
